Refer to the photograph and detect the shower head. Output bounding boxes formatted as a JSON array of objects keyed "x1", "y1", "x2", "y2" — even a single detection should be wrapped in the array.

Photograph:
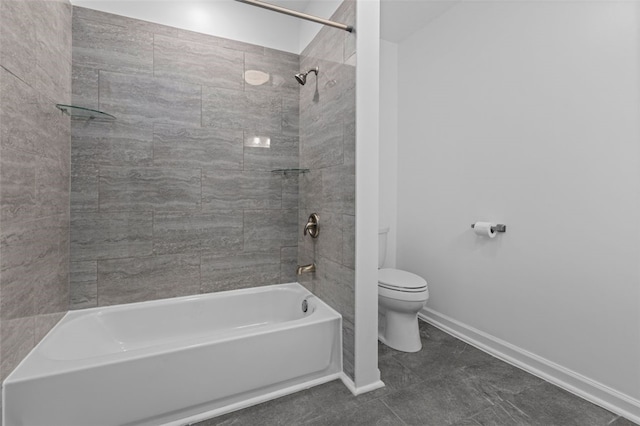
[{"x1": 295, "y1": 66, "x2": 319, "y2": 85}]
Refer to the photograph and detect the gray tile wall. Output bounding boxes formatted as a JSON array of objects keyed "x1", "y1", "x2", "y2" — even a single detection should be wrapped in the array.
[
  {"x1": 70, "y1": 7, "x2": 300, "y2": 308},
  {"x1": 297, "y1": 0, "x2": 357, "y2": 380},
  {"x1": 0, "y1": 0, "x2": 72, "y2": 380}
]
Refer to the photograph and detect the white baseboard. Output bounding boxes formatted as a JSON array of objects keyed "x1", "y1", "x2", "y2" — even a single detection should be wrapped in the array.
[
  {"x1": 340, "y1": 373, "x2": 385, "y2": 396},
  {"x1": 419, "y1": 308, "x2": 640, "y2": 424}
]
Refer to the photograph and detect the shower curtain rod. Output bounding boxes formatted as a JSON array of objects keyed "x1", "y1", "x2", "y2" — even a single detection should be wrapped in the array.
[{"x1": 235, "y1": 0, "x2": 354, "y2": 33}]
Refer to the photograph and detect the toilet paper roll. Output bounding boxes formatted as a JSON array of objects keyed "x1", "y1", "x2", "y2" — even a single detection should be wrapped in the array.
[{"x1": 473, "y1": 222, "x2": 497, "y2": 238}]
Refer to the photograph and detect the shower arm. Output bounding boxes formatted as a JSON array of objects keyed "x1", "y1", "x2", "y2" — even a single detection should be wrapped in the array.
[{"x1": 235, "y1": 0, "x2": 353, "y2": 33}]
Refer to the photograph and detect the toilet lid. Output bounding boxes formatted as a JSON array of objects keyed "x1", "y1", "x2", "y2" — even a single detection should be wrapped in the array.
[{"x1": 378, "y1": 268, "x2": 427, "y2": 291}]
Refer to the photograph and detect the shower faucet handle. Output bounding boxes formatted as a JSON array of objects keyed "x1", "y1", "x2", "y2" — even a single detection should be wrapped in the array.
[{"x1": 303, "y1": 213, "x2": 320, "y2": 238}]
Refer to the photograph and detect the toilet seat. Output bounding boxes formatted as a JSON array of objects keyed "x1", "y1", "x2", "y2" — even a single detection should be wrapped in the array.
[
  {"x1": 378, "y1": 268, "x2": 428, "y2": 302},
  {"x1": 378, "y1": 268, "x2": 427, "y2": 292}
]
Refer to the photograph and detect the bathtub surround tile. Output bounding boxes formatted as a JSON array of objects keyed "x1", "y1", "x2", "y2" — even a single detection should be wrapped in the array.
[
  {"x1": 281, "y1": 174, "x2": 299, "y2": 210},
  {"x1": 201, "y1": 250, "x2": 281, "y2": 293},
  {"x1": 1, "y1": 215, "x2": 67, "y2": 319},
  {"x1": 342, "y1": 215, "x2": 355, "y2": 269},
  {"x1": 153, "y1": 34, "x2": 243, "y2": 90},
  {"x1": 71, "y1": 120, "x2": 154, "y2": 167},
  {"x1": 282, "y1": 96, "x2": 300, "y2": 137},
  {"x1": 244, "y1": 50, "x2": 299, "y2": 98},
  {"x1": 0, "y1": 317, "x2": 35, "y2": 380},
  {"x1": 243, "y1": 134, "x2": 299, "y2": 172},
  {"x1": 72, "y1": 17, "x2": 154, "y2": 75},
  {"x1": 280, "y1": 247, "x2": 298, "y2": 283},
  {"x1": 99, "y1": 166, "x2": 201, "y2": 211},
  {"x1": 70, "y1": 261, "x2": 98, "y2": 309},
  {"x1": 72, "y1": 6, "x2": 180, "y2": 38},
  {"x1": 0, "y1": 148, "x2": 37, "y2": 225},
  {"x1": 314, "y1": 256, "x2": 355, "y2": 324},
  {"x1": 35, "y1": 155, "x2": 70, "y2": 218},
  {"x1": 72, "y1": 65, "x2": 99, "y2": 109},
  {"x1": 315, "y1": 211, "x2": 343, "y2": 265},
  {"x1": 70, "y1": 212, "x2": 153, "y2": 261},
  {"x1": 70, "y1": 164, "x2": 99, "y2": 212},
  {"x1": 300, "y1": 121, "x2": 343, "y2": 170},
  {"x1": 98, "y1": 254, "x2": 200, "y2": 305},
  {"x1": 153, "y1": 125, "x2": 243, "y2": 170},
  {"x1": 0, "y1": 0, "x2": 38, "y2": 85},
  {"x1": 342, "y1": 317, "x2": 355, "y2": 379},
  {"x1": 202, "y1": 87, "x2": 282, "y2": 133},
  {"x1": 202, "y1": 170, "x2": 281, "y2": 210},
  {"x1": 68, "y1": 6, "x2": 300, "y2": 313},
  {"x1": 153, "y1": 211, "x2": 243, "y2": 255},
  {"x1": 243, "y1": 209, "x2": 297, "y2": 252},
  {"x1": 99, "y1": 71, "x2": 201, "y2": 127},
  {"x1": 322, "y1": 164, "x2": 355, "y2": 215}
]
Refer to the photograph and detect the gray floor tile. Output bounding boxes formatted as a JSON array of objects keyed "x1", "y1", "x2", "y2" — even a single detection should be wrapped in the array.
[
  {"x1": 503, "y1": 381, "x2": 617, "y2": 426},
  {"x1": 382, "y1": 370, "x2": 495, "y2": 425},
  {"x1": 305, "y1": 399, "x2": 405, "y2": 426}
]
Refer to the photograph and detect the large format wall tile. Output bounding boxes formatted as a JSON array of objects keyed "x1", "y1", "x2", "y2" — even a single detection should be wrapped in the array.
[
  {"x1": 70, "y1": 211, "x2": 153, "y2": 261},
  {"x1": 154, "y1": 34, "x2": 243, "y2": 89},
  {"x1": 153, "y1": 125, "x2": 243, "y2": 170},
  {"x1": 72, "y1": 65, "x2": 99, "y2": 109},
  {"x1": 73, "y1": 6, "x2": 180, "y2": 38},
  {"x1": 298, "y1": 0, "x2": 356, "y2": 380},
  {"x1": 70, "y1": 164, "x2": 99, "y2": 212},
  {"x1": 70, "y1": 7, "x2": 300, "y2": 314},
  {"x1": 72, "y1": 120, "x2": 153, "y2": 167},
  {"x1": 244, "y1": 134, "x2": 299, "y2": 171},
  {"x1": 72, "y1": 17, "x2": 153, "y2": 74},
  {"x1": 99, "y1": 71, "x2": 201, "y2": 127},
  {"x1": 202, "y1": 87, "x2": 281, "y2": 133},
  {"x1": 0, "y1": 0, "x2": 71, "y2": 382},
  {"x1": 0, "y1": 0, "x2": 38, "y2": 85},
  {"x1": 153, "y1": 211, "x2": 243, "y2": 254},
  {"x1": 98, "y1": 254, "x2": 200, "y2": 305},
  {"x1": 70, "y1": 261, "x2": 97, "y2": 309},
  {"x1": 243, "y1": 209, "x2": 297, "y2": 251},
  {"x1": 99, "y1": 166, "x2": 201, "y2": 211},
  {"x1": 0, "y1": 148, "x2": 36, "y2": 225},
  {"x1": 201, "y1": 250, "x2": 281, "y2": 293},
  {"x1": 245, "y1": 49, "x2": 299, "y2": 98},
  {"x1": 202, "y1": 169, "x2": 281, "y2": 210}
]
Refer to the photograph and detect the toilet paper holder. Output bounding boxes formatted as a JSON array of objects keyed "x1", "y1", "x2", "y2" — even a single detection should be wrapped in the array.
[{"x1": 471, "y1": 223, "x2": 507, "y2": 233}]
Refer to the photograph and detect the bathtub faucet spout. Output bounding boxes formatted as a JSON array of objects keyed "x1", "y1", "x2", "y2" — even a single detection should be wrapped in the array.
[{"x1": 296, "y1": 263, "x2": 316, "y2": 275}]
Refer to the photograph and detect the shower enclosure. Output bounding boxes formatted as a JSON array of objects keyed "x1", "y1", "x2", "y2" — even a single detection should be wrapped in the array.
[{"x1": 68, "y1": 0, "x2": 359, "y2": 380}]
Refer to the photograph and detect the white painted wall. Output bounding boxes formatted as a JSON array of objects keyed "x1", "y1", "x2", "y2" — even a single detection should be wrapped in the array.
[
  {"x1": 379, "y1": 39, "x2": 398, "y2": 268},
  {"x1": 397, "y1": 0, "x2": 640, "y2": 406}
]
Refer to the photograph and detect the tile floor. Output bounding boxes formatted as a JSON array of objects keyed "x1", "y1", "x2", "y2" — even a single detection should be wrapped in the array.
[{"x1": 196, "y1": 321, "x2": 637, "y2": 426}]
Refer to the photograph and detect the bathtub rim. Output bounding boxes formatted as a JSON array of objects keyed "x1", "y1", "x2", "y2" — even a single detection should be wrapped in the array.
[{"x1": 3, "y1": 282, "x2": 342, "y2": 384}]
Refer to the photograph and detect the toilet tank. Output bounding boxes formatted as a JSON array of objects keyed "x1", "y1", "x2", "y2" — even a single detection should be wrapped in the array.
[{"x1": 378, "y1": 227, "x2": 389, "y2": 269}]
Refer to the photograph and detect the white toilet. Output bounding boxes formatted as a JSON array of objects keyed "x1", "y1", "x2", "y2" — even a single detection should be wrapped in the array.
[{"x1": 378, "y1": 227, "x2": 429, "y2": 352}]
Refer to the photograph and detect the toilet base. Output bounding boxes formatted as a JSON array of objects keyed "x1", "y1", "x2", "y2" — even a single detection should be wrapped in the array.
[{"x1": 378, "y1": 309, "x2": 422, "y2": 353}]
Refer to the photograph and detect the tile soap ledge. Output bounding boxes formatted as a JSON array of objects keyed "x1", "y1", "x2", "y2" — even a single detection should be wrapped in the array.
[{"x1": 55, "y1": 104, "x2": 116, "y2": 121}]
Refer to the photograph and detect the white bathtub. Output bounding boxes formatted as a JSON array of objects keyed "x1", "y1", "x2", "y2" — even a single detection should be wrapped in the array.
[{"x1": 3, "y1": 283, "x2": 342, "y2": 426}]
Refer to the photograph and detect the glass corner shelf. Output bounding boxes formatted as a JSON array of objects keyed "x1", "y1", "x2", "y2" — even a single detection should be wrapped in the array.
[
  {"x1": 55, "y1": 104, "x2": 116, "y2": 121},
  {"x1": 271, "y1": 168, "x2": 310, "y2": 176}
]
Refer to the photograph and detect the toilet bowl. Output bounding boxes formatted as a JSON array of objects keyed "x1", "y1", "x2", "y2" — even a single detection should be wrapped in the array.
[{"x1": 378, "y1": 228, "x2": 429, "y2": 352}]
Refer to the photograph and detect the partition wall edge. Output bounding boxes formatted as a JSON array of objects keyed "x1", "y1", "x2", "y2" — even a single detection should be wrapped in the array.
[{"x1": 353, "y1": 0, "x2": 383, "y2": 391}]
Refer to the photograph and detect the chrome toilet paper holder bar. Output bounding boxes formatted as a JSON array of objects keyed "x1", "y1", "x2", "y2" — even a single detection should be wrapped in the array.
[{"x1": 471, "y1": 223, "x2": 507, "y2": 233}]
